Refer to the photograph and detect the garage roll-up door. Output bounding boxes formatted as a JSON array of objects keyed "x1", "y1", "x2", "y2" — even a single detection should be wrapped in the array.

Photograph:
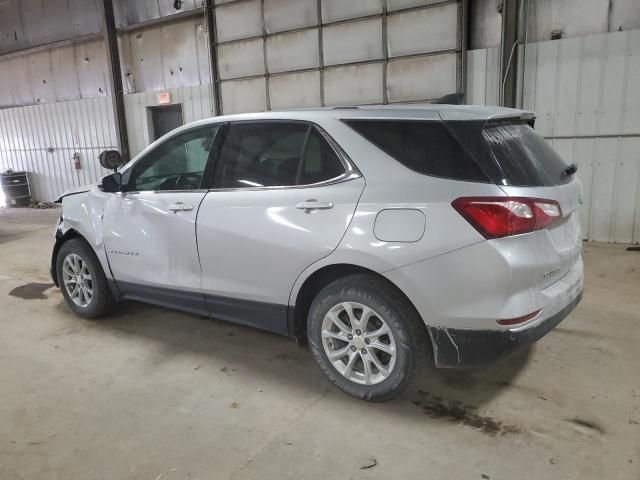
[{"x1": 214, "y1": 0, "x2": 462, "y2": 113}]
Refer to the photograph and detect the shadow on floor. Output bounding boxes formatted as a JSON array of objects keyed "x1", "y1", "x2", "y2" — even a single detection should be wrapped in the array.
[{"x1": 56, "y1": 298, "x2": 533, "y2": 435}]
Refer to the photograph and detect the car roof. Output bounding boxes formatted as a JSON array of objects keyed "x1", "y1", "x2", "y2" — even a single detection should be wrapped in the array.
[
  {"x1": 126, "y1": 103, "x2": 534, "y2": 168},
  {"x1": 183, "y1": 104, "x2": 534, "y2": 130}
]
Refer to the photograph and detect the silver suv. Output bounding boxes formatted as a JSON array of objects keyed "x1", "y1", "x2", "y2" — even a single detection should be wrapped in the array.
[{"x1": 51, "y1": 105, "x2": 584, "y2": 401}]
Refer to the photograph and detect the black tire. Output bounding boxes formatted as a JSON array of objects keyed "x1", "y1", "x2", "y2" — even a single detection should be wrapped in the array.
[
  {"x1": 56, "y1": 238, "x2": 116, "y2": 318},
  {"x1": 307, "y1": 274, "x2": 428, "y2": 402}
]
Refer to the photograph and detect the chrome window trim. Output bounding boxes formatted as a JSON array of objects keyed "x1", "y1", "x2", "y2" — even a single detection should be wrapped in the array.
[
  {"x1": 206, "y1": 172, "x2": 361, "y2": 193},
  {"x1": 117, "y1": 189, "x2": 210, "y2": 196}
]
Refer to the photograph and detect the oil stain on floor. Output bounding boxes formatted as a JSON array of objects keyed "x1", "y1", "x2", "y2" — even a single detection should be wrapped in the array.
[
  {"x1": 9, "y1": 282, "x2": 54, "y2": 300},
  {"x1": 413, "y1": 390, "x2": 521, "y2": 436}
]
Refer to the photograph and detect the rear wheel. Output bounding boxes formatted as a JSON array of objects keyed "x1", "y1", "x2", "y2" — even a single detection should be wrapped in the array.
[
  {"x1": 307, "y1": 274, "x2": 427, "y2": 401},
  {"x1": 56, "y1": 239, "x2": 116, "y2": 318}
]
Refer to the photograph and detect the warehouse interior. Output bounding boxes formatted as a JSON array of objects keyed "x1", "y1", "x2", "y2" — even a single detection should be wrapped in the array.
[{"x1": 1, "y1": 1, "x2": 640, "y2": 479}]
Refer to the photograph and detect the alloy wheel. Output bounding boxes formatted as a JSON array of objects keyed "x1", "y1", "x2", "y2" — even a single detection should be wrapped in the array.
[
  {"x1": 321, "y1": 302, "x2": 397, "y2": 385},
  {"x1": 62, "y1": 253, "x2": 94, "y2": 307}
]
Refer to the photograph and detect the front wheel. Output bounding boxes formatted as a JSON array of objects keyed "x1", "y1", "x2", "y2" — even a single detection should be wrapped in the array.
[
  {"x1": 56, "y1": 238, "x2": 116, "y2": 318},
  {"x1": 307, "y1": 274, "x2": 427, "y2": 402}
]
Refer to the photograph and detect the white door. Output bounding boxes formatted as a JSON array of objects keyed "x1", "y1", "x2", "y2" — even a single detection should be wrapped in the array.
[
  {"x1": 102, "y1": 124, "x2": 220, "y2": 314},
  {"x1": 197, "y1": 122, "x2": 364, "y2": 333}
]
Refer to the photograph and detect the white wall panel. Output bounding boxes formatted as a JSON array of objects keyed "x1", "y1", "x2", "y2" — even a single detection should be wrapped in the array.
[
  {"x1": 221, "y1": 77, "x2": 267, "y2": 114},
  {"x1": 323, "y1": 63, "x2": 384, "y2": 106},
  {"x1": 387, "y1": 4, "x2": 458, "y2": 57},
  {"x1": 50, "y1": 45, "x2": 81, "y2": 102},
  {"x1": 160, "y1": 20, "x2": 202, "y2": 89},
  {"x1": 75, "y1": 41, "x2": 111, "y2": 99},
  {"x1": 266, "y1": 29, "x2": 319, "y2": 73},
  {"x1": 127, "y1": 28, "x2": 166, "y2": 92},
  {"x1": 218, "y1": 39, "x2": 265, "y2": 79},
  {"x1": 27, "y1": 52, "x2": 57, "y2": 104},
  {"x1": 264, "y1": 0, "x2": 317, "y2": 33},
  {"x1": 623, "y1": 30, "x2": 640, "y2": 135},
  {"x1": 321, "y1": 0, "x2": 382, "y2": 23},
  {"x1": 387, "y1": 53, "x2": 457, "y2": 102},
  {"x1": 269, "y1": 71, "x2": 321, "y2": 109},
  {"x1": 216, "y1": 0, "x2": 262, "y2": 42},
  {"x1": 8, "y1": 57, "x2": 35, "y2": 106},
  {"x1": 322, "y1": 18, "x2": 382, "y2": 66}
]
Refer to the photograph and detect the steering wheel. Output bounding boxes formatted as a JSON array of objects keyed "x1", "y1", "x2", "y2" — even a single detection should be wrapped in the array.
[{"x1": 158, "y1": 173, "x2": 201, "y2": 190}]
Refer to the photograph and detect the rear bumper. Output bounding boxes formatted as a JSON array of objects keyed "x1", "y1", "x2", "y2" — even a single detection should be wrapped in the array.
[{"x1": 429, "y1": 290, "x2": 582, "y2": 368}]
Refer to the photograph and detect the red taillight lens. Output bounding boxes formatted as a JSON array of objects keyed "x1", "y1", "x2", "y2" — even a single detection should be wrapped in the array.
[{"x1": 452, "y1": 197, "x2": 562, "y2": 239}]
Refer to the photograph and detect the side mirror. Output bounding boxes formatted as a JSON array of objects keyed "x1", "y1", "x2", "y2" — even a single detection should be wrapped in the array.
[
  {"x1": 99, "y1": 172, "x2": 123, "y2": 193},
  {"x1": 98, "y1": 150, "x2": 124, "y2": 171}
]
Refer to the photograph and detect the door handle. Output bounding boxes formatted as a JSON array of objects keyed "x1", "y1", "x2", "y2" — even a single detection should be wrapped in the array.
[
  {"x1": 168, "y1": 202, "x2": 194, "y2": 212},
  {"x1": 296, "y1": 199, "x2": 334, "y2": 212}
]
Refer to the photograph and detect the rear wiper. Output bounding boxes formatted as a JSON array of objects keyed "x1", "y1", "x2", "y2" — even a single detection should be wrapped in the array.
[{"x1": 564, "y1": 163, "x2": 578, "y2": 177}]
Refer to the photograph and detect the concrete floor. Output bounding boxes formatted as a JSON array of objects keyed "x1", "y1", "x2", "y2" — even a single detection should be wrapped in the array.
[{"x1": 0, "y1": 207, "x2": 638, "y2": 480}]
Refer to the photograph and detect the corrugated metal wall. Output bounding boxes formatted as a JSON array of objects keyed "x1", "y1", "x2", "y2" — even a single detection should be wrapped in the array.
[
  {"x1": 467, "y1": 29, "x2": 640, "y2": 243},
  {"x1": 0, "y1": 97, "x2": 115, "y2": 202},
  {"x1": 215, "y1": 0, "x2": 462, "y2": 113}
]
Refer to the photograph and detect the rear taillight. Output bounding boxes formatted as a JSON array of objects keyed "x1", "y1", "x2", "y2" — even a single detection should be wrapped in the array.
[{"x1": 452, "y1": 197, "x2": 562, "y2": 239}]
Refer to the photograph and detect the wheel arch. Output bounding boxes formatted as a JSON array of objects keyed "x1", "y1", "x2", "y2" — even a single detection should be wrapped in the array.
[
  {"x1": 51, "y1": 228, "x2": 85, "y2": 287},
  {"x1": 289, "y1": 263, "x2": 429, "y2": 347}
]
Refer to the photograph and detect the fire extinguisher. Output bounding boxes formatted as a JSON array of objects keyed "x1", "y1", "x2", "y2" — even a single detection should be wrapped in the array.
[{"x1": 73, "y1": 152, "x2": 81, "y2": 170}]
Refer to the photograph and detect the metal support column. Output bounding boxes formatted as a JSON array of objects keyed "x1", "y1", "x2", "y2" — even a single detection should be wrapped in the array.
[
  {"x1": 204, "y1": 0, "x2": 223, "y2": 116},
  {"x1": 101, "y1": 0, "x2": 130, "y2": 162},
  {"x1": 499, "y1": 0, "x2": 520, "y2": 108}
]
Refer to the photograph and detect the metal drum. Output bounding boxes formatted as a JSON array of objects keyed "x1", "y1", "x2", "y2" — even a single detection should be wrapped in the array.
[{"x1": 0, "y1": 171, "x2": 32, "y2": 207}]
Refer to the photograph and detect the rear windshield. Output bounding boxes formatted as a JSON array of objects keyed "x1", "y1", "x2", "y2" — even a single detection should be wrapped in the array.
[
  {"x1": 344, "y1": 120, "x2": 489, "y2": 182},
  {"x1": 483, "y1": 122, "x2": 570, "y2": 186}
]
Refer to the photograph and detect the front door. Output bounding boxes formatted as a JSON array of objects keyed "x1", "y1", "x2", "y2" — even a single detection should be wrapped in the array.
[
  {"x1": 196, "y1": 121, "x2": 365, "y2": 333},
  {"x1": 102, "y1": 124, "x2": 220, "y2": 314}
]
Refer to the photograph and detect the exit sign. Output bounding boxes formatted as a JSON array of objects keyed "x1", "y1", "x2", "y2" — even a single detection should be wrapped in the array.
[{"x1": 157, "y1": 92, "x2": 171, "y2": 104}]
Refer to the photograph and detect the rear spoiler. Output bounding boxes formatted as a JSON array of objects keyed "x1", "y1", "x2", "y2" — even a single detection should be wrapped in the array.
[
  {"x1": 431, "y1": 93, "x2": 464, "y2": 105},
  {"x1": 485, "y1": 111, "x2": 536, "y2": 128}
]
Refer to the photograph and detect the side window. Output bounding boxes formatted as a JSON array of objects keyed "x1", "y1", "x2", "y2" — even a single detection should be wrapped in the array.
[
  {"x1": 345, "y1": 120, "x2": 488, "y2": 182},
  {"x1": 299, "y1": 128, "x2": 345, "y2": 184},
  {"x1": 218, "y1": 123, "x2": 308, "y2": 188},
  {"x1": 129, "y1": 126, "x2": 219, "y2": 191},
  {"x1": 217, "y1": 122, "x2": 346, "y2": 188}
]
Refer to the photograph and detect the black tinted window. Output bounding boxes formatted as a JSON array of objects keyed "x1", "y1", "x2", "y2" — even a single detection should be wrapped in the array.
[
  {"x1": 218, "y1": 123, "x2": 345, "y2": 188},
  {"x1": 299, "y1": 128, "x2": 345, "y2": 184},
  {"x1": 129, "y1": 126, "x2": 218, "y2": 191},
  {"x1": 483, "y1": 123, "x2": 569, "y2": 186},
  {"x1": 345, "y1": 120, "x2": 488, "y2": 182},
  {"x1": 219, "y1": 123, "x2": 307, "y2": 188}
]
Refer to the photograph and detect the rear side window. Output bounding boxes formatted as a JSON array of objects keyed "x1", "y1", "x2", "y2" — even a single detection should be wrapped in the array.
[
  {"x1": 344, "y1": 120, "x2": 489, "y2": 182},
  {"x1": 299, "y1": 128, "x2": 345, "y2": 185},
  {"x1": 217, "y1": 122, "x2": 345, "y2": 188},
  {"x1": 483, "y1": 122, "x2": 569, "y2": 186}
]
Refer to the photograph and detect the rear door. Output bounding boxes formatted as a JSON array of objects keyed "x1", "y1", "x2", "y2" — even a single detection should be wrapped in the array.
[{"x1": 196, "y1": 121, "x2": 364, "y2": 334}]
